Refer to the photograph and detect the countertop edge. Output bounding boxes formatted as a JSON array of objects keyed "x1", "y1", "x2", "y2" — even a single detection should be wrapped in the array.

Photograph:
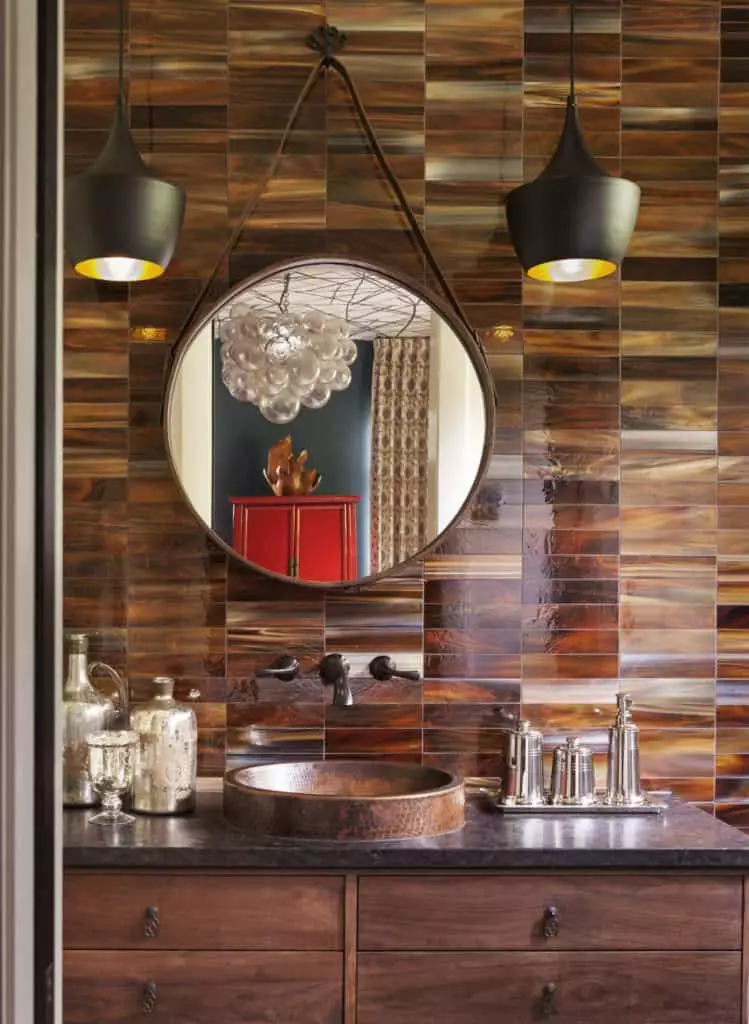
[{"x1": 62, "y1": 850, "x2": 749, "y2": 871}]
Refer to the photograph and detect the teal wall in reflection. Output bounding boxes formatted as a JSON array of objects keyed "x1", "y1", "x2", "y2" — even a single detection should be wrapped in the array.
[{"x1": 212, "y1": 338, "x2": 373, "y2": 578}]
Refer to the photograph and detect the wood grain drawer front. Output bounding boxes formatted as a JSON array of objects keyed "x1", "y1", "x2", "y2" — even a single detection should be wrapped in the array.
[
  {"x1": 64, "y1": 951, "x2": 342, "y2": 1024},
  {"x1": 64, "y1": 873, "x2": 343, "y2": 950},
  {"x1": 358, "y1": 952, "x2": 742, "y2": 1024},
  {"x1": 358, "y1": 875, "x2": 742, "y2": 951}
]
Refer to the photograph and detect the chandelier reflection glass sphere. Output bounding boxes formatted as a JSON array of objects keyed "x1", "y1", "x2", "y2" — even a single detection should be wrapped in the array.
[{"x1": 219, "y1": 305, "x2": 358, "y2": 424}]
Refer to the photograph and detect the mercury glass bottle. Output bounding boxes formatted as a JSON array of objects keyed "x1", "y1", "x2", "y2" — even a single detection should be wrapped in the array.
[
  {"x1": 130, "y1": 676, "x2": 197, "y2": 815},
  {"x1": 62, "y1": 632, "x2": 128, "y2": 807}
]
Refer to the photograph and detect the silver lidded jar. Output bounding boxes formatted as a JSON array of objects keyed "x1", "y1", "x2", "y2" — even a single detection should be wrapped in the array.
[
  {"x1": 130, "y1": 676, "x2": 197, "y2": 815},
  {"x1": 62, "y1": 632, "x2": 128, "y2": 807},
  {"x1": 503, "y1": 719, "x2": 545, "y2": 806},
  {"x1": 605, "y1": 692, "x2": 644, "y2": 806},
  {"x1": 550, "y1": 736, "x2": 595, "y2": 806}
]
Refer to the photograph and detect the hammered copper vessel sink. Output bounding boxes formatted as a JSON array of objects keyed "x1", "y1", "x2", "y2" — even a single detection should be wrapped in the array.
[{"x1": 223, "y1": 760, "x2": 465, "y2": 841}]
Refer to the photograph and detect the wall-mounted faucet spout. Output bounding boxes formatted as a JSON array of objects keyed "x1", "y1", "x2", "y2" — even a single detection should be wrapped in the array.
[{"x1": 319, "y1": 653, "x2": 354, "y2": 708}]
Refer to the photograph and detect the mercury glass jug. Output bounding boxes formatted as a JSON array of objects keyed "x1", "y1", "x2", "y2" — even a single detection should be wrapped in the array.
[
  {"x1": 130, "y1": 676, "x2": 197, "y2": 815},
  {"x1": 62, "y1": 632, "x2": 128, "y2": 807}
]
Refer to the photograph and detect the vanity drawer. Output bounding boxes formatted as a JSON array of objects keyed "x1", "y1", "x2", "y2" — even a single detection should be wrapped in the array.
[
  {"x1": 357, "y1": 951, "x2": 742, "y2": 1024},
  {"x1": 64, "y1": 950, "x2": 343, "y2": 1024},
  {"x1": 358, "y1": 874, "x2": 742, "y2": 951},
  {"x1": 64, "y1": 872, "x2": 344, "y2": 950}
]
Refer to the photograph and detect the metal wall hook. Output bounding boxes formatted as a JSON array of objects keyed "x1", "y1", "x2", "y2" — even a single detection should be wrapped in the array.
[
  {"x1": 368, "y1": 655, "x2": 421, "y2": 683},
  {"x1": 306, "y1": 24, "x2": 348, "y2": 62},
  {"x1": 255, "y1": 655, "x2": 301, "y2": 683}
]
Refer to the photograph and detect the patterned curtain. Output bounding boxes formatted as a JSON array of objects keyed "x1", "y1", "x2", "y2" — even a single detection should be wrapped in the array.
[{"x1": 370, "y1": 336, "x2": 431, "y2": 574}]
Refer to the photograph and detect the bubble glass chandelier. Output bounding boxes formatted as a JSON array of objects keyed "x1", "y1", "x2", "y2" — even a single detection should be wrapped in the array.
[{"x1": 219, "y1": 278, "x2": 358, "y2": 424}]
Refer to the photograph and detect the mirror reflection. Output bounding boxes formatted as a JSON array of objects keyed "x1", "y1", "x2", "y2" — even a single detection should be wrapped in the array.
[{"x1": 166, "y1": 260, "x2": 490, "y2": 585}]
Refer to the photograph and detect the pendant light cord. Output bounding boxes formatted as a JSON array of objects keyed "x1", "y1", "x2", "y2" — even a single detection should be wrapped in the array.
[
  {"x1": 569, "y1": 0, "x2": 576, "y2": 104},
  {"x1": 161, "y1": 36, "x2": 476, "y2": 419},
  {"x1": 118, "y1": 0, "x2": 125, "y2": 103}
]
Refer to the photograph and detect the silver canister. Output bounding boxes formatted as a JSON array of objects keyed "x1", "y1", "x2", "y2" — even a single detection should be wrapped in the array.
[
  {"x1": 606, "y1": 693, "x2": 643, "y2": 806},
  {"x1": 551, "y1": 736, "x2": 595, "y2": 806},
  {"x1": 130, "y1": 676, "x2": 197, "y2": 815},
  {"x1": 62, "y1": 632, "x2": 128, "y2": 807},
  {"x1": 504, "y1": 720, "x2": 545, "y2": 806}
]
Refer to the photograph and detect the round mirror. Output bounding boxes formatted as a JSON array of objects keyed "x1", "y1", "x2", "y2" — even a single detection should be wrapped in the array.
[{"x1": 164, "y1": 257, "x2": 494, "y2": 588}]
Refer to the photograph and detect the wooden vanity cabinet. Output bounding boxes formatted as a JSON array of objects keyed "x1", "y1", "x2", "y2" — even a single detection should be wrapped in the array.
[
  {"x1": 63, "y1": 873, "x2": 345, "y2": 1024},
  {"x1": 63, "y1": 870, "x2": 748, "y2": 1024}
]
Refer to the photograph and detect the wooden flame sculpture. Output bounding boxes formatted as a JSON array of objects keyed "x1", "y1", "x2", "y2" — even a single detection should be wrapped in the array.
[{"x1": 263, "y1": 436, "x2": 322, "y2": 497}]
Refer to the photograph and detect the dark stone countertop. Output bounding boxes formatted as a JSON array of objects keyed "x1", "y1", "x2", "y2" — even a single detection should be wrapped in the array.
[{"x1": 64, "y1": 790, "x2": 749, "y2": 871}]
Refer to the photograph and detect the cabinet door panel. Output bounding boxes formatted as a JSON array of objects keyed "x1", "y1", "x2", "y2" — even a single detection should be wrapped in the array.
[
  {"x1": 297, "y1": 505, "x2": 350, "y2": 582},
  {"x1": 64, "y1": 951, "x2": 343, "y2": 1024},
  {"x1": 233, "y1": 504, "x2": 294, "y2": 575},
  {"x1": 64, "y1": 873, "x2": 344, "y2": 950},
  {"x1": 358, "y1": 951, "x2": 741, "y2": 1024},
  {"x1": 358, "y1": 874, "x2": 742, "y2": 950}
]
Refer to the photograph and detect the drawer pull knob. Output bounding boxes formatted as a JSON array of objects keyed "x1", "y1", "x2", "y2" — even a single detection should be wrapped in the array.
[
  {"x1": 541, "y1": 982, "x2": 558, "y2": 1017},
  {"x1": 542, "y1": 905, "x2": 560, "y2": 939},
  {"x1": 144, "y1": 906, "x2": 160, "y2": 938},
  {"x1": 141, "y1": 982, "x2": 158, "y2": 1015}
]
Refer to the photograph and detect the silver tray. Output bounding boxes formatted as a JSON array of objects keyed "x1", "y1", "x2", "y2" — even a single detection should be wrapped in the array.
[{"x1": 494, "y1": 795, "x2": 667, "y2": 816}]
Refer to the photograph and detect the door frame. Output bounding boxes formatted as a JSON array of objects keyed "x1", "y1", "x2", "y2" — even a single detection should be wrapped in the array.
[{"x1": 0, "y1": 0, "x2": 61, "y2": 1021}]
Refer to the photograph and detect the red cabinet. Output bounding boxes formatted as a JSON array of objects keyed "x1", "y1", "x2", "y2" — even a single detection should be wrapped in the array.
[{"x1": 230, "y1": 496, "x2": 359, "y2": 583}]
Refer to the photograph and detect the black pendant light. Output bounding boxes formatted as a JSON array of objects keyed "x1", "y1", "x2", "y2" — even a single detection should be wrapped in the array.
[
  {"x1": 65, "y1": 0, "x2": 186, "y2": 282},
  {"x1": 505, "y1": 0, "x2": 640, "y2": 283}
]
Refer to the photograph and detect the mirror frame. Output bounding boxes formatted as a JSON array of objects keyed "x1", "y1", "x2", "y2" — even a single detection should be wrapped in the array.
[{"x1": 163, "y1": 255, "x2": 496, "y2": 590}]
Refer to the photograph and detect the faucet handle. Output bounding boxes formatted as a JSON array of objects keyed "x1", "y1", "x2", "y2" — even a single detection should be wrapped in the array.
[
  {"x1": 256, "y1": 655, "x2": 301, "y2": 682},
  {"x1": 369, "y1": 655, "x2": 421, "y2": 683}
]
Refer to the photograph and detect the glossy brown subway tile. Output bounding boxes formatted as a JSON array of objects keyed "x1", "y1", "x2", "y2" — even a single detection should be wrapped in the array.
[
  {"x1": 423, "y1": 679, "x2": 521, "y2": 704},
  {"x1": 60, "y1": 0, "x2": 747, "y2": 820},
  {"x1": 522, "y1": 603, "x2": 620, "y2": 631},
  {"x1": 639, "y1": 729, "x2": 716, "y2": 778},
  {"x1": 324, "y1": 702, "x2": 423, "y2": 729},
  {"x1": 522, "y1": 628, "x2": 619, "y2": 656},
  {"x1": 625, "y1": 679, "x2": 715, "y2": 728},
  {"x1": 63, "y1": 579, "x2": 127, "y2": 630},
  {"x1": 423, "y1": 703, "x2": 517, "y2": 728},
  {"x1": 620, "y1": 506, "x2": 716, "y2": 555},
  {"x1": 127, "y1": 627, "x2": 226, "y2": 678},
  {"x1": 423, "y1": 728, "x2": 510, "y2": 754},
  {"x1": 127, "y1": 580, "x2": 226, "y2": 628},
  {"x1": 622, "y1": 601, "x2": 715, "y2": 631},
  {"x1": 422, "y1": 752, "x2": 506, "y2": 780},
  {"x1": 717, "y1": 728, "x2": 749, "y2": 755},
  {"x1": 227, "y1": 702, "x2": 324, "y2": 730},
  {"x1": 226, "y1": 726, "x2": 324, "y2": 760},
  {"x1": 325, "y1": 729, "x2": 422, "y2": 756},
  {"x1": 424, "y1": 652, "x2": 522, "y2": 679}
]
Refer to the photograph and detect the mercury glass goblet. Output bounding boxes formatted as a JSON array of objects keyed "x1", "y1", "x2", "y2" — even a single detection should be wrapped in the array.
[{"x1": 86, "y1": 730, "x2": 137, "y2": 826}]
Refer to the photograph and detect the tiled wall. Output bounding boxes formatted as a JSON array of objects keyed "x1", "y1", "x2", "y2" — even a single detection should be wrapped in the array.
[{"x1": 64, "y1": 0, "x2": 749, "y2": 829}]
